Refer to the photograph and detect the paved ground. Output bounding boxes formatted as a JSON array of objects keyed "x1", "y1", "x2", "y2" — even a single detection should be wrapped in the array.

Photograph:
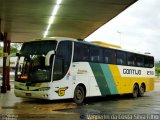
[{"x1": 0, "y1": 81, "x2": 160, "y2": 120}]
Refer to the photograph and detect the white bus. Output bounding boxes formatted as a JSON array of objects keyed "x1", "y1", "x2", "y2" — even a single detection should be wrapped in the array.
[{"x1": 14, "y1": 37, "x2": 155, "y2": 104}]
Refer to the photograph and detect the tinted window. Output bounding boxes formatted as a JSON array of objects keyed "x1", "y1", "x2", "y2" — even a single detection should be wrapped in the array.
[
  {"x1": 127, "y1": 53, "x2": 136, "y2": 66},
  {"x1": 53, "y1": 41, "x2": 72, "y2": 80},
  {"x1": 73, "y1": 42, "x2": 90, "y2": 62},
  {"x1": 103, "y1": 49, "x2": 115, "y2": 64},
  {"x1": 116, "y1": 51, "x2": 126, "y2": 65},
  {"x1": 136, "y1": 55, "x2": 144, "y2": 67},
  {"x1": 20, "y1": 41, "x2": 57, "y2": 55},
  {"x1": 56, "y1": 41, "x2": 72, "y2": 65},
  {"x1": 144, "y1": 56, "x2": 154, "y2": 68},
  {"x1": 90, "y1": 46, "x2": 103, "y2": 63}
]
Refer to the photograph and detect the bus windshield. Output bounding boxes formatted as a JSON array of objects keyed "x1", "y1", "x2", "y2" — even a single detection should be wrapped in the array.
[
  {"x1": 20, "y1": 41, "x2": 57, "y2": 55},
  {"x1": 15, "y1": 41, "x2": 57, "y2": 83}
]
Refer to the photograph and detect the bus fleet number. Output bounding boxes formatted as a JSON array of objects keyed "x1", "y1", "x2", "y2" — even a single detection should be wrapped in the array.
[{"x1": 147, "y1": 71, "x2": 154, "y2": 75}]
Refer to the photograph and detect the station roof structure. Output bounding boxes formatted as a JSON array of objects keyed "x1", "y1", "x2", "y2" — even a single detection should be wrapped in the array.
[{"x1": 0, "y1": 0, "x2": 137, "y2": 42}]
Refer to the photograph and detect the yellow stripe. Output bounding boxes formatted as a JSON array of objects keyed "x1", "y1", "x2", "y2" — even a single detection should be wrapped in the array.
[{"x1": 109, "y1": 65, "x2": 154, "y2": 94}]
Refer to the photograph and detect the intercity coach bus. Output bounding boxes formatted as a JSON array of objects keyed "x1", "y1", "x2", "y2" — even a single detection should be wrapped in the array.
[{"x1": 14, "y1": 37, "x2": 155, "y2": 104}]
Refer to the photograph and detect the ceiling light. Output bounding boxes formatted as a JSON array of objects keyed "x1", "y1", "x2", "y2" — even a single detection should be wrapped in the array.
[
  {"x1": 48, "y1": 16, "x2": 55, "y2": 24},
  {"x1": 43, "y1": 31, "x2": 48, "y2": 38},
  {"x1": 43, "y1": 0, "x2": 62, "y2": 38},
  {"x1": 46, "y1": 24, "x2": 51, "y2": 31},
  {"x1": 56, "y1": 0, "x2": 62, "y2": 5}
]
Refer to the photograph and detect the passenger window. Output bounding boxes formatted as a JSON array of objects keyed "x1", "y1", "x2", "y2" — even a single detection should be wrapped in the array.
[
  {"x1": 127, "y1": 53, "x2": 136, "y2": 66},
  {"x1": 90, "y1": 46, "x2": 103, "y2": 63},
  {"x1": 73, "y1": 42, "x2": 89, "y2": 62},
  {"x1": 103, "y1": 49, "x2": 115, "y2": 64},
  {"x1": 144, "y1": 56, "x2": 154, "y2": 68},
  {"x1": 116, "y1": 51, "x2": 126, "y2": 65},
  {"x1": 136, "y1": 55, "x2": 144, "y2": 67}
]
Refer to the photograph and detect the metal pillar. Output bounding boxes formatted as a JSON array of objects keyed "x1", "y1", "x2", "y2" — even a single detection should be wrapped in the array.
[
  {"x1": 1, "y1": 32, "x2": 8, "y2": 93},
  {"x1": 1, "y1": 32, "x2": 11, "y2": 93},
  {"x1": 0, "y1": 18, "x2": 11, "y2": 93},
  {"x1": 6, "y1": 40, "x2": 11, "y2": 90}
]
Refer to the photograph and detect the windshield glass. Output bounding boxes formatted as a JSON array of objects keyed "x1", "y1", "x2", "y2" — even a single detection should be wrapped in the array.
[
  {"x1": 20, "y1": 41, "x2": 57, "y2": 55},
  {"x1": 15, "y1": 41, "x2": 57, "y2": 83}
]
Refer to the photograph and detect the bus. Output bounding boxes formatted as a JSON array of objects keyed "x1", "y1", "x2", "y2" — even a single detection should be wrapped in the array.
[{"x1": 14, "y1": 37, "x2": 155, "y2": 104}]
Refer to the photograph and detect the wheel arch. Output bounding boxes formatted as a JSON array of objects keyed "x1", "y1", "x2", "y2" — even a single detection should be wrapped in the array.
[
  {"x1": 76, "y1": 83, "x2": 87, "y2": 97},
  {"x1": 134, "y1": 82, "x2": 139, "y2": 89}
]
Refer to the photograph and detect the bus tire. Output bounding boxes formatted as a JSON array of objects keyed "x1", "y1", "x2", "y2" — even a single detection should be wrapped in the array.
[
  {"x1": 132, "y1": 84, "x2": 139, "y2": 98},
  {"x1": 73, "y1": 86, "x2": 85, "y2": 104},
  {"x1": 139, "y1": 84, "x2": 145, "y2": 97}
]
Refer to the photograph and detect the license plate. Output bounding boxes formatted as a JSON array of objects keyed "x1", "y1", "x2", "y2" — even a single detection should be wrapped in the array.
[{"x1": 26, "y1": 93, "x2": 31, "y2": 96}]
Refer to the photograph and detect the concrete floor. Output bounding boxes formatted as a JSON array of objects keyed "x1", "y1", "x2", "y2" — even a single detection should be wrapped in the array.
[{"x1": 0, "y1": 81, "x2": 160, "y2": 120}]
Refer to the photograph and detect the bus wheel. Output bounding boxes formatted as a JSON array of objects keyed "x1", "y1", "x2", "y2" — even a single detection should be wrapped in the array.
[
  {"x1": 73, "y1": 86, "x2": 85, "y2": 104},
  {"x1": 132, "y1": 84, "x2": 139, "y2": 98},
  {"x1": 139, "y1": 84, "x2": 145, "y2": 97}
]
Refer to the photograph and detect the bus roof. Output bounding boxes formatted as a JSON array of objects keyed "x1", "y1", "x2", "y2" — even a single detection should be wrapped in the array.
[
  {"x1": 38, "y1": 37, "x2": 78, "y2": 42},
  {"x1": 91, "y1": 41, "x2": 121, "y2": 49}
]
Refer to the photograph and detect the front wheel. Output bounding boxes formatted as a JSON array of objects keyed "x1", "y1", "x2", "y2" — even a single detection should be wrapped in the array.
[{"x1": 73, "y1": 86, "x2": 85, "y2": 104}]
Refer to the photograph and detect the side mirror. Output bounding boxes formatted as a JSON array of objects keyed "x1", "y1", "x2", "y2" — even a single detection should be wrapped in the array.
[{"x1": 45, "y1": 50, "x2": 55, "y2": 66}]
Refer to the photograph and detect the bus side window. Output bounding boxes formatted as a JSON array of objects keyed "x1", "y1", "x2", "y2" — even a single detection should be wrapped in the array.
[
  {"x1": 103, "y1": 49, "x2": 115, "y2": 64},
  {"x1": 116, "y1": 51, "x2": 126, "y2": 65},
  {"x1": 127, "y1": 53, "x2": 136, "y2": 66},
  {"x1": 90, "y1": 46, "x2": 103, "y2": 63},
  {"x1": 104, "y1": 57, "x2": 109, "y2": 63},
  {"x1": 136, "y1": 55, "x2": 144, "y2": 67},
  {"x1": 144, "y1": 56, "x2": 154, "y2": 68},
  {"x1": 73, "y1": 42, "x2": 90, "y2": 62},
  {"x1": 149, "y1": 57, "x2": 154, "y2": 68}
]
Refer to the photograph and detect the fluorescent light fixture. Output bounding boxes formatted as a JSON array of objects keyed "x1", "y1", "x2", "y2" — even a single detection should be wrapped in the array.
[
  {"x1": 43, "y1": 0, "x2": 62, "y2": 38},
  {"x1": 46, "y1": 24, "x2": 51, "y2": 31},
  {"x1": 43, "y1": 31, "x2": 48, "y2": 38},
  {"x1": 48, "y1": 16, "x2": 55, "y2": 24},
  {"x1": 51, "y1": 5, "x2": 60, "y2": 16},
  {"x1": 57, "y1": 0, "x2": 62, "y2": 5}
]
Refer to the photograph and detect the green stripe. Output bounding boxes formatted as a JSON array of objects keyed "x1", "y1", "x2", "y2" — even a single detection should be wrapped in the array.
[
  {"x1": 89, "y1": 63, "x2": 110, "y2": 96},
  {"x1": 100, "y1": 64, "x2": 118, "y2": 94}
]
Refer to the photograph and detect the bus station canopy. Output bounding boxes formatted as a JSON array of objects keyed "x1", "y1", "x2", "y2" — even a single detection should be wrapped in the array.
[{"x1": 0, "y1": 0, "x2": 137, "y2": 42}]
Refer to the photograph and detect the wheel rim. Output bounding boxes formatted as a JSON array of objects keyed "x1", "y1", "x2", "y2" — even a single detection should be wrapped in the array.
[
  {"x1": 140, "y1": 86, "x2": 145, "y2": 96},
  {"x1": 76, "y1": 89, "x2": 83, "y2": 100},
  {"x1": 74, "y1": 86, "x2": 85, "y2": 104}
]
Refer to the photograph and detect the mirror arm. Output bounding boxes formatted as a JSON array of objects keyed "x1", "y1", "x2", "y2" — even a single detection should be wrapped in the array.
[{"x1": 45, "y1": 50, "x2": 55, "y2": 66}]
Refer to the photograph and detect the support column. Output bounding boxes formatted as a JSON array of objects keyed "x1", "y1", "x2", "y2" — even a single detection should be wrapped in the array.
[
  {"x1": 6, "y1": 40, "x2": 11, "y2": 90},
  {"x1": 0, "y1": 18, "x2": 11, "y2": 93},
  {"x1": 1, "y1": 32, "x2": 8, "y2": 93}
]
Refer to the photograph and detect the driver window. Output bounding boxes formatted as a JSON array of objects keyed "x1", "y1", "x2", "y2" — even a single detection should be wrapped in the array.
[{"x1": 53, "y1": 41, "x2": 72, "y2": 80}]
